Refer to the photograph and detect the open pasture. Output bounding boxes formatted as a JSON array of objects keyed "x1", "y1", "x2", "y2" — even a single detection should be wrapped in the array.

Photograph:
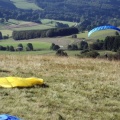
[
  {"x1": 0, "y1": 19, "x2": 54, "y2": 36},
  {"x1": 3, "y1": 20, "x2": 53, "y2": 31},
  {"x1": 77, "y1": 30, "x2": 117, "y2": 40},
  {"x1": 0, "y1": 30, "x2": 13, "y2": 37},
  {"x1": 0, "y1": 37, "x2": 81, "y2": 49},
  {"x1": 0, "y1": 39, "x2": 51, "y2": 50},
  {"x1": 0, "y1": 19, "x2": 75, "y2": 36},
  {"x1": 10, "y1": 0, "x2": 42, "y2": 10},
  {"x1": 41, "y1": 19, "x2": 76, "y2": 27}
]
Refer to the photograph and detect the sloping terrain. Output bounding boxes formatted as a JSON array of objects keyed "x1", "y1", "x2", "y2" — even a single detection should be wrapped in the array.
[
  {"x1": 0, "y1": 55, "x2": 120, "y2": 120},
  {"x1": 33, "y1": 0, "x2": 120, "y2": 27},
  {"x1": 10, "y1": 0, "x2": 42, "y2": 10}
]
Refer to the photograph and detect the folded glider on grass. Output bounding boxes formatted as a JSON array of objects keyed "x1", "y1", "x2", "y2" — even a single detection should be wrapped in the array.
[
  {"x1": 0, "y1": 77, "x2": 44, "y2": 88},
  {"x1": 88, "y1": 25, "x2": 120, "y2": 37},
  {"x1": 0, "y1": 114, "x2": 21, "y2": 120}
]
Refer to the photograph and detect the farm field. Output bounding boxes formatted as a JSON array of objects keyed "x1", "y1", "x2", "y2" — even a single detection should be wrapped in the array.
[
  {"x1": 3, "y1": 20, "x2": 53, "y2": 31},
  {"x1": 0, "y1": 30, "x2": 13, "y2": 37},
  {"x1": 10, "y1": 0, "x2": 42, "y2": 10},
  {"x1": 0, "y1": 37, "x2": 80, "y2": 49},
  {"x1": 0, "y1": 55, "x2": 120, "y2": 120},
  {"x1": 41, "y1": 19, "x2": 76, "y2": 27},
  {"x1": 0, "y1": 20, "x2": 54, "y2": 36},
  {"x1": 0, "y1": 38, "x2": 52, "y2": 50},
  {"x1": 0, "y1": 37, "x2": 116, "y2": 56},
  {"x1": 0, "y1": 19, "x2": 75, "y2": 37}
]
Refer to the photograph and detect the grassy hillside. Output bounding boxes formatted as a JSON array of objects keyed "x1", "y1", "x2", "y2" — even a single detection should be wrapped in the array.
[
  {"x1": 76, "y1": 30, "x2": 117, "y2": 40},
  {"x1": 0, "y1": 55, "x2": 120, "y2": 120},
  {"x1": 10, "y1": 0, "x2": 42, "y2": 10}
]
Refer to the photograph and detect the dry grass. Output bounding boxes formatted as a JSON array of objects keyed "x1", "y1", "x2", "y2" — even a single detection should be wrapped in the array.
[{"x1": 0, "y1": 55, "x2": 120, "y2": 120}]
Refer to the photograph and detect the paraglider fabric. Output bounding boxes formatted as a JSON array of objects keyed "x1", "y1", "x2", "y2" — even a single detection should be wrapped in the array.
[
  {"x1": 0, "y1": 77, "x2": 43, "y2": 88},
  {"x1": 88, "y1": 25, "x2": 120, "y2": 37},
  {"x1": 0, "y1": 114, "x2": 21, "y2": 120}
]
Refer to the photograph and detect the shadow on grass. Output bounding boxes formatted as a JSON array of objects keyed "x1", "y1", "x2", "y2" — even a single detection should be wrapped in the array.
[
  {"x1": 0, "y1": 83, "x2": 49, "y2": 89},
  {"x1": 0, "y1": 69, "x2": 11, "y2": 73}
]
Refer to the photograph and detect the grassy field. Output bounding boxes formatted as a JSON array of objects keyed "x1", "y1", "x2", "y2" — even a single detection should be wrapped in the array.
[
  {"x1": 41, "y1": 19, "x2": 75, "y2": 27},
  {"x1": 0, "y1": 37, "x2": 116, "y2": 56},
  {"x1": 0, "y1": 36, "x2": 77, "y2": 49},
  {"x1": 3, "y1": 19, "x2": 54, "y2": 31},
  {"x1": 10, "y1": 0, "x2": 42, "y2": 10},
  {"x1": 0, "y1": 55, "x2": 120, "y2": 120},
  {"x1": 0, "y1": 19, "x2": 75, "y2": 37},
  {"x1": 0, "y1": 19, "x2": 54, "y2": 36},
  {"x1": 13, "y1": 24, "x2": 53, "y2": 31},
  {"x1": 0, "y1": 30, "x2": 13, "y2": 37},
  {"x1": 0, "y1": 39, "x2": 51, "y2": 50},
  {"x1": 77, "y1": 30, "x2": 117, "y2": 40}
]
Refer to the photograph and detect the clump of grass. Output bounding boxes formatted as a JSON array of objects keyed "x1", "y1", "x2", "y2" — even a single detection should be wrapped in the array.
[{"x1": 0, "y1": 55, "x2": 120, "y2": 120}]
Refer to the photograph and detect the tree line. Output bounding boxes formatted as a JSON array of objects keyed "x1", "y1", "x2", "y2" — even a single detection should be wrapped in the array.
[
  {"x1": 68, "y1": 35, "x2": 120, "y2": 52},
  {"x1": 35, "y1": 0, "x2": 120, "y2": 30},
  {"x1": 0, "y1": 43, "x2": 34, "y2": 51},
  {"x1": 12, "y1": 27, "x2": 79, "y2": 40},
  {"x1": 0, "y1": 8, "x2": 41, "y2": 23}
]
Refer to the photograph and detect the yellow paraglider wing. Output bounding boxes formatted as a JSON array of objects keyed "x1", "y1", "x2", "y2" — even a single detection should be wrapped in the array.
[{"x1": 0, "y1": 77, "x2": 44, "y2": 88}]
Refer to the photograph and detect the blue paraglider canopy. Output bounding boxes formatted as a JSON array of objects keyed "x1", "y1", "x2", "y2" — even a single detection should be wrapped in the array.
[
  {"x1": 0, "y1": 114, "x2": 21, "y2": 120},
  {"x1": 88, "y1": 25, "x2": 120, "y2": 37}
]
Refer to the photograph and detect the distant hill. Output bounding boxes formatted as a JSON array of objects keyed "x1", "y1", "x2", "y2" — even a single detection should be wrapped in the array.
[
  {"x1": 0, "y1": 0, "x2": 16, "y2": 9},
  {"x1": 0, "y1": 0, "x2": 120, "y2": 31},
  {"x1": 35, "y1": 0, "x2": 120, "y2": 20},
  {"x1": 34, "y1": 0, "x2": 120, "y2": 30}
]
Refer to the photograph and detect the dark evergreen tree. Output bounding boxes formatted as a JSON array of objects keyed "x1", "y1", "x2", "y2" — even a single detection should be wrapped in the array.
[
  {"x1": 79, "y1": 40, "x2": 88, "y2": 50},
  {"x1": 27, "y1": 43, "x2": 33, "y2": 51},
  {"x1": 50, "y1": 43, "x2": 55, "y2": 50},
  {"x1": 9, "y1": 46, "x2": 15, "y2": 51},
  {"x1": 53, "y1": 45, "x2": 60, "y2": 51},
  {"x1": 71, "y1": 44, "x2": 78, "y2": 50},
  {"x1": 17, "y1": 43, "x2": 23, "y2": 51},
  {"x1": 18, "y1": 43, "x2": 23, "y2": 48},
  {"x1": 90, "y1": 40, "x2": 104, "y2": 50},
  {"x1": 6, "y1": 46, "x2": 10, "y2": 51},
  {"x1": 0, "y1": 31, "x2": 2, "y2": 40},
  {"x1": 113, "y1": 36, "x2": 120, "y2": 52},
  {"x1": 103, "y1": 36, "x2": 109, "y2": 50},
  {"x1": 67, "y1": 45, "x2": 72, "y2": 50}
]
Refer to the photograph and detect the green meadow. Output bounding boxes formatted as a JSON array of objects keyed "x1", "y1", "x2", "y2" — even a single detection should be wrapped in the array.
[
  {"x1": 0, "y1": 30, "x2": 13, "y2": 37},
  {"x1": 10, "y1": 0, "x2": 42, "y2": 10},
  {"x1": 0, "y1": 39, "x2": 51, "y2": 50},
  {"x1": 77, "y1": 30, "x2": 117, "y2": 40},
  {"x1": 41, "y1": 19, "x2": 75, "y2": 27}
]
